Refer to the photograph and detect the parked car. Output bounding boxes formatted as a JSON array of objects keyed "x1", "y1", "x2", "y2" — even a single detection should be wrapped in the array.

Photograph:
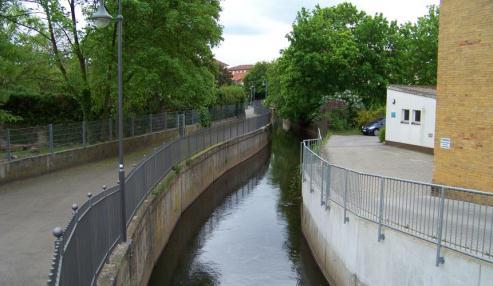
[{"x1": 361, "y1": 118, "x2": 385, "y2": 136}]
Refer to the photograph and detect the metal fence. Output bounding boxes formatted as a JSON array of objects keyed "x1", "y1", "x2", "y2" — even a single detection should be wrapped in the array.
[
  {"x1": 301, "y1": 137, "x2": 493, "y2": 266},
  {"x1": 1, "y1": 104, "x2": 244, "y2": 161},
  {"x1": 47, "y1": 110, "x2": 271, "y2": 286}
]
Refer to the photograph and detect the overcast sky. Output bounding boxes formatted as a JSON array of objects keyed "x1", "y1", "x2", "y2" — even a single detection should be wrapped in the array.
[{"x1": 214, "y1": 0, "x2": 440, "y2": 67}]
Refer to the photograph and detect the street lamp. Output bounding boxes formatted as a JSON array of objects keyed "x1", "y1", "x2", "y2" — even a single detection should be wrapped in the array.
[
  {"x1": 91, "y1": 0, "x2": 127, "y2": 243},
  {"x1": 91, "y1": 0, "x2": 112, "y2": 28}
]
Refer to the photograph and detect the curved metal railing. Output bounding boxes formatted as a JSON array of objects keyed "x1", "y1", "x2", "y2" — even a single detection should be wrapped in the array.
[
  {"x1": 48, "y1": 108, "x2": 271, "y2": 286},
  {"x1": 302, "y1": 137, "x2": 493, "y2": 266}
]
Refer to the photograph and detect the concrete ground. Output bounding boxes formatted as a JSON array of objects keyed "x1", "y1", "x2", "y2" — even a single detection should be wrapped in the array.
[
  {"x1": 0, "y1": 143, "x2": 164, "y2": 285},
  {"x1": 322, "y1": 135, "x2": 433, "y2": 183}
]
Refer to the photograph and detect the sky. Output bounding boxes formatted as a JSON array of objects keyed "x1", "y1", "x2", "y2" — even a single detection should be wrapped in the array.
[{"x1": 214, "y1": 0, "x2": 440, "y2": 67}]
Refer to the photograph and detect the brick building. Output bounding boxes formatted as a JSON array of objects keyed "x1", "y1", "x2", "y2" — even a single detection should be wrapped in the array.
[
  {"x1": 229, "y1": 65, "x2": 253, "y2": 85},
  {"x1": 433, "y1": 0, "x2": 493, "y2": 192}
]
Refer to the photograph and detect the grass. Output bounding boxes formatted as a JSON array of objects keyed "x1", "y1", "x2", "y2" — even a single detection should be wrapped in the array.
[{"x1": 330, "y1": 128, "x2": 361, "y2": 136}]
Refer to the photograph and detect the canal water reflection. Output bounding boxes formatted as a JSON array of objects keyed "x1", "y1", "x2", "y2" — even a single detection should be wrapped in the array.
[{"x1": 148, "y1": 127, "x2": 329, "y2": 285}]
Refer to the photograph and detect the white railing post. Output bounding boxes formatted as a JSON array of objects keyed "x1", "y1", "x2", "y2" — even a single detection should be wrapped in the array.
[
  {"x1": 436, "y1": 186, "x2": 446, "y2": 266},
  {"x1": 378, "y1": 177, "x2": 386, "y2": 241},
  {"x1": 344, "y1": 169, "x2": 349, "y2": 223}
]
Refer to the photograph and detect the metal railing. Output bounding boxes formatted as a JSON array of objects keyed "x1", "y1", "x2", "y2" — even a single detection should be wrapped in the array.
[
  {"x1": 47, "y1": 109, "x2": 271, "y2": 286},
  {"x1": 1, "y1": 104, "x2": 244, "y2": 162},
  {"x1": 301, "y1": 136, "x2": 493, "y2": 266}
]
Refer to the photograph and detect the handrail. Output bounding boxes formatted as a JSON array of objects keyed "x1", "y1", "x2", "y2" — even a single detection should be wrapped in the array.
[
  {"x1": 47, "y1": 107, "x2": 271, "y2": 286},
  {"x1": 302, "y1": 138, "x2": 493, "y2": 265}
]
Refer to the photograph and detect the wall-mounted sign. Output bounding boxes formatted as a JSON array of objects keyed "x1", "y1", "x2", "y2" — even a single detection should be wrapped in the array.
[
  {"x1": 391, "y1": 112, "x2": 396, "y2": 118},
  {"x1": 440, "y1": 138, "x2": 451, "y2": 149}
]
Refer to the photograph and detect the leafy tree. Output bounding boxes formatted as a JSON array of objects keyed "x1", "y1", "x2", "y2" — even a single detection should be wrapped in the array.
[
  {"x1": 395, "y1": 6, "x2": 439, "y2": 85},
  {"x1": 216, "y1": 63, "x2": 233, "y2": 86},
  {"x1": 266, "y1": 3, "x2": 440, "y2": 123},
  {"x1": 0, "y1": 0, "x2": 224, "y2": 125},
  {"x1": 217, "y1": 85, "x2": 246, "y2": 105},
  {"x1": 243, "y1": 61, "x2": 269, "y2": 99}
]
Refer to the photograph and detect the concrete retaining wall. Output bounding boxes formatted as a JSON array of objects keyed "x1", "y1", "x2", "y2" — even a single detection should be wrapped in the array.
[
  {"x1": 97, "y1": 124, "x2": 271, "y2": 286},
  {"x1": 0, "y1": 123, "x2": 208, "y2": 185},
  {"x1": 301, "y1": 179, "x2": 493, "y2": 286}
]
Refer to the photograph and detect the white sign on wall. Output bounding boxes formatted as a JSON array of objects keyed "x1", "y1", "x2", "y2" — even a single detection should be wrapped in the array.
[{"x1": 440, "y1": 138, "x2": 451, "y2": 149}]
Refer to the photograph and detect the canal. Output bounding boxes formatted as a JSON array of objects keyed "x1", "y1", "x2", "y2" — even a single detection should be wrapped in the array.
[{"x1": 148, "y1": 126, "x2": 329, "y2": 285}]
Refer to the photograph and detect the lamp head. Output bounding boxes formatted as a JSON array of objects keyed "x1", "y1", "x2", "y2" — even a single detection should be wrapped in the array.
[{"x1": 91, "y1": 0, "x2": 113, "y2": 28}]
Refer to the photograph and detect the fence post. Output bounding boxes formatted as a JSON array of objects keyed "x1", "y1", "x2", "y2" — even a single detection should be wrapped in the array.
[
  {"x1": 344, "y1": 170, "x2": 349, "y2": 224},
  {"x1": 49, "y1": 227, "x2": 64, "y2": 285},
  {"x1": 48, "y1": 124, "x2": 54, "y2": 154},
  {"x1": 309, "y1": 151, "x2": 314, "y2": 192},
  {"x1": 164, "y1": 112, "x2": 167, "y2": 129},
  {"x1": 300, "y1": 142, "x2": 303, "y2": 177},
  {"x1": 149, "y1": 114, "x2": 153, "y2": 133},
  {"x1": 175, "y1": 112, "x2": 179, "y2": 130},
  {"x1": 5, "y1": 128, "x2": 11, "y2": 161},
  {"x1": 436, "y1": 186, "x2": 446, "y2": 266},
  {"x1": 326, "y1": 165, "x2": 331, "y2": 210},
  {"x1": 82, "y1": 121, "x2": 87, "y2": 147},
  {"x1": 180, "y1": 114, "x2": 185, "y2": 137},
  {"x1": 378, "y1": 177, "x2": 386, "y2": 241},
  {"x1": 109, "y1": 118, "x2": 113, "y2": 140},
  {"x1": 320, "y1": 161, "x2": 325, "y2": 205},
  {"x1": 131, "y1": 117, "x2": 135, "y2": 137}
]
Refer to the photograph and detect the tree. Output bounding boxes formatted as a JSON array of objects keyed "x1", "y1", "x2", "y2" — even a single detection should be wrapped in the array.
[
  {"x1": 85, "y1": 0, "x2": 223, "y2": 115},
  {"x1": 243, "y1": 61, "x2": 269, "y2": 99},
  {"x1": 0, "y1": 0, "x2": 224, "y2": 125},
  {"x1": 216, "y1": 63, "x2": 233, "y2": 86},
  {"x1": 266, "y1": 3, "x2": 440, "y2": 123},
  {"x1": 395, "y1": 6, "x2": 439, "y2": 85}
]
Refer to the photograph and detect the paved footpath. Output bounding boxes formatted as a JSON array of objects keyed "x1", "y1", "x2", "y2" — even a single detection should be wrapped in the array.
[
  {"x1": 0, "y1": 146, "x2": 156, "y2": 286},
  {"x1": 322, "y1": 135, "x2": 433, "y2": 182}
]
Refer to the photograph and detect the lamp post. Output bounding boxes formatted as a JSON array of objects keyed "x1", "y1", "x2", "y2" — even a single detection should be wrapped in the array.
[{"x1": 92, "y1": 0, "x2": 127, "y2": 243}]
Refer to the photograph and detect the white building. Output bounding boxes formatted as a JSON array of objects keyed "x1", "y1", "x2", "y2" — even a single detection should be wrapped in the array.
[{"x1": 385, "y1": 85, "x2": 436, "y2": 152}]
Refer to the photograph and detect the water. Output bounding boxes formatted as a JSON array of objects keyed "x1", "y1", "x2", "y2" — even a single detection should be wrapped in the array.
[{"x1": 148, "y1": 126, "x2": 329, "y2": 285}]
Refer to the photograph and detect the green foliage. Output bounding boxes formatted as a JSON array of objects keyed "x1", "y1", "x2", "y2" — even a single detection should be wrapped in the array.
[
  {"x1": 379, "y1": 127, "x2": 386, "y2": 143},
  {"x1": 266, "y1": 3, "x2": 439, "y2": 123},
  {"x1": 217, "y1": 85, "x2": 246, "y2": 105},
  {"x1": 320, "y1": 90, "x2": 364, "y2": 125},
  {"x1": 198, "y1": 106, "x2": 212, "y2": 128},
  {"x1": 0, "y1": 0, "x2": 223, "y2": 124},
  {"x1": 243, "y1": 62, "x2": 269, "y2": 99},
  {"x1": 356, "y1": 105, "x2": 386, "y2": 127},
  {"x1": 319, "y1": 106, "x2": 350, "y2": 131},
  {"x1": 216, "y1": 63, "x2": 233, "y2": 86},
  {"x1": 3, "y1": 91, "x2": 82, "y2": 126}
]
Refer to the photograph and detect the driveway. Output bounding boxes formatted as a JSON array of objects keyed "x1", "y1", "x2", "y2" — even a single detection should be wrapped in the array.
[{"x1": 322, "y1": 135, "x2": 433, "y2": 183}]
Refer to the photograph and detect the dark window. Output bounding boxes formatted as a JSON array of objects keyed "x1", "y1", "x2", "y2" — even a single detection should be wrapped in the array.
[
  {"x1": 402, "y1": 109, "x2": 410, "y2": 122},
  {"x1": 413, "y1": 110, "x2": 421, "y2": 123}
]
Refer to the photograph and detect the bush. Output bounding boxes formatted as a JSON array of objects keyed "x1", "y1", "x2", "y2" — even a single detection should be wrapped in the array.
[
  {"x1": 217, "y1": 85, "x2": 246, "y2": 105},
  {"x1": 379, "y1": 127, "x2": 386, "y2": 143},
  {"x1": 318, "y1": 100, "x2": 350, "y2": 131},
  {"x1": 3, "y1": 91, "x2": 82, "y2": 126},
  {"x1": 198, "y1": 106, "x2": 211, "y2": 127},
  {"x1": 356, "y1": 105, "x2": 386, "y2": 127},
  {"x1": 318, "y1": 90, "x2": 364, "y2": 128}
]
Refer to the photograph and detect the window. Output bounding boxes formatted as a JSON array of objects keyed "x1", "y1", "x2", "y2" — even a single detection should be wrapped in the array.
[
  {"x1": 413, "y1": 110, "x2": 422, "y2": 124},
  {"x1": 401, "y1": 109, "x2": 410, "y2": 123}
]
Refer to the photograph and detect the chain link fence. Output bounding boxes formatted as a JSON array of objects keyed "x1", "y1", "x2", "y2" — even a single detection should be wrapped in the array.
[
  {"x1": 302, "y1": 137, "x2": 493, "y2": 266},
  {"x1": 47, "y1": 108, "x2": 271, "y2": 286},
  {"x1": 0, "y1": 103, "x2": 244, "y2": 162}
]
